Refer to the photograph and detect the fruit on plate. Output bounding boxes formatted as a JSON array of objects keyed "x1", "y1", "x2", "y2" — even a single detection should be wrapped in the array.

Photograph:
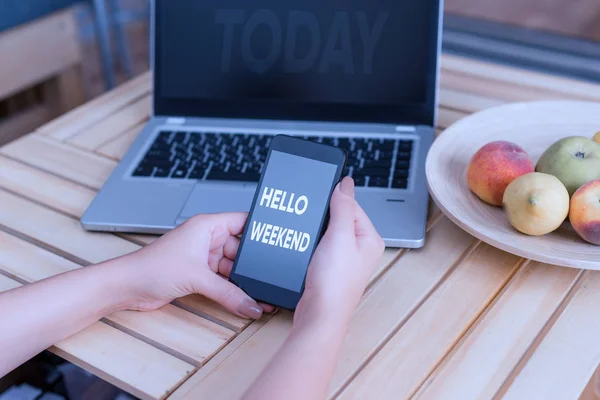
[
  {"x1": 467, "y1": 141, "x2": 535, "y2": 206},
  {"x1": 536, "y1": 136, "x2": 600, "y2": 196},
  {"x1": 502, "y1": 172, "x2": 570, "y2": 236},
  {"x1": 594, "y1": 131, "x2": 600, "y2": 144},
  {"x1": 569, "y1": 179, "x2": 600, "y2": 245}
]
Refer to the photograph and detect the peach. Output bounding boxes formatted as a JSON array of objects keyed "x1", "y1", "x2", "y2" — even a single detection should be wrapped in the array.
[
  {"x1": 594, "y1": 131, "x2": 600, "y2": 144},
  {"x1": 467, "y1": 141, "x2": 535, "y2": 206},
  {"x1": 570, "y1": 179, "x2": 600, "y2": 245}
]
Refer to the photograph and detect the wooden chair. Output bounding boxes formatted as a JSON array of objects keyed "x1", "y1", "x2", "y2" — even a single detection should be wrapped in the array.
[
  {"x1": 92, "y1": 0, "x2": 150, "y2": 90},
  {"x1": 0, "y1": 6, "x2": 86, "y2": 146}
]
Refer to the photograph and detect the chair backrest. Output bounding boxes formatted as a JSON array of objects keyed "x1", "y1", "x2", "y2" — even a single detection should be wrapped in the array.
[{"x1": 0, "y1": 5, "x2": 85, "y2": 145}]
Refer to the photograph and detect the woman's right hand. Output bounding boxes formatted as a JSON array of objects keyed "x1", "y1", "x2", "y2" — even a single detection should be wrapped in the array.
[{"x1": 294, "y1": 177, "x2": 385, "y2": 328}]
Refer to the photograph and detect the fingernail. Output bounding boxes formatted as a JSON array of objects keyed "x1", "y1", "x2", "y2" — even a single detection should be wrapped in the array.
[
  {"x1": 237, "y1": 298, "x2": 263, "y2": 319},
  {"x1": 340, "y1": 177, "x2": 355, "y2": 197}
]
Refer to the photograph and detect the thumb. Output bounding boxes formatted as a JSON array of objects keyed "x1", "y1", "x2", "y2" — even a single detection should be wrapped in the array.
[
  {"x1": 327, "y1": 177, "x2": 357, "y2": 235},
  {"x1": 199, "y1": 273, "x2": 264, "y2": 320}
]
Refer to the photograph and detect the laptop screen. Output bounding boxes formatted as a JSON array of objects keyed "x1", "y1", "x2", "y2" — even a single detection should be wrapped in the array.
[{"x1": 154, "y1": 0, "x2": 441, "y2": 126}]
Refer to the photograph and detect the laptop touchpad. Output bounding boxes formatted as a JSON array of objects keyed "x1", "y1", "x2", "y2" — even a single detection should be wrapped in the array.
[{"x1": 175, "y1": 183, "x2": 256, "y2": 225}]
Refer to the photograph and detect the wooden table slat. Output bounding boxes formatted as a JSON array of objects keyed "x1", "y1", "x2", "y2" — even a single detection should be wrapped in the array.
[
  {"x1": 441, "y1": 70, "x2": 567, "y2": 104},
  {"x1": 105, "y1": 304, "x2": 233, "y2": 367},
  {"x1": 0, "y1": 134, "x2": 117, "y2": 190},
  {"x1": 439, "y1": 87, "x2": 505, "y2": 114},
  {"x1": 0, "y1": 207, "x2": 248, "y2": 333},
  {"x1": 68, "y1": 95, "x2": 152, "y2": 150},
  {"x1": 368, "y1": 248, "x2": 403, "y2": 287},
  {"x1": 96, "y1": 121, "x2": 147, "y2": 160},
  {"x1": 173, "y1": 295, "x2": 251, "y2": 333},
  {"x1": 337, "y1": 244, "x2": 521, "y2": 399},
  {"x1": 0, "y1": 189, "x2": 139, "y2": 264},
  {"x1": 171, "y1": 312, "x2": 294, "y2": 400},
  {"x1": 0, "y1": 162, "x2": 250, "y2": 332},
  {"x1": 437, "y1": 108, "x2": 469, "y2": 130},
  {"x1": 426, "y1": 199, "x2": 442, "y2": 231},
  {"x1": 50, "y1": 323, "x2": 193, "y2": 400},
  {"x1": 119, "y1": 233, "x2": 158, "y2": 246},
  {"x1": 0, "y1": 230, "x2": 80, "y2": 281},
  {"x1": 173, "y1": 217, "x2": 476, "y2": 399},
  {"x1": 413, "y1": 262, "x2": 582, "y2": 400},
  {"x1": 502, "y1": 271, "x2": 600, "y2": 400},
  {"x1": 0, "y1": 154, "x2": 96, "y2": 218},
  {"x1": 328, "y1": 217, "x2": 477, "y2": 396},
  {"x1": 37, "y1": 72, "x2": 152, "y2": 140},
  {"x1": 0, "y1": 274, "x2": 23, "y2": 292},
  {"x1": 0, "y1": 272, "x2": 194, "y2": 400},
  {"x1": 0, "y1": 231, "x2": 236, "y2": 367},
  {"x1": 0, "y1": 154, "x2": 157, "y2": 249},
  {"x1": 169, "y1": 313, "x2": 276, "y2": 400}
]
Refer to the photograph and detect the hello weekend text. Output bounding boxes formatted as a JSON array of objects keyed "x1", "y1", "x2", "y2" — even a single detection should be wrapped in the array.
[{"x1": 249, "y1": 187, "x2": 311, "y2": 252}]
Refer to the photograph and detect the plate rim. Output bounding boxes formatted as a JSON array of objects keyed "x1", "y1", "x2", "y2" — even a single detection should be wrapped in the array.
[{"x1": 426, "y1": 99, "x2": 600, "y2": 270}]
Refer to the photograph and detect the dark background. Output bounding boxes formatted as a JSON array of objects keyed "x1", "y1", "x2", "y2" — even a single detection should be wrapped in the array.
[{"x1": 160, "y1": 0, "x2": 434, "y2": 107}]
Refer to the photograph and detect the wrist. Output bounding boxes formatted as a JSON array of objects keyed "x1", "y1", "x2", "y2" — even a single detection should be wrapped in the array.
[
  {"x1": 291, "y1": 313, "x2": 350, "y2": 350},
  {"x1": 293, "y1": 290, "x2": 359, "y2": 334},
  {"x1": 93, "y1": 255, "x2": 143, "y2": 314}
]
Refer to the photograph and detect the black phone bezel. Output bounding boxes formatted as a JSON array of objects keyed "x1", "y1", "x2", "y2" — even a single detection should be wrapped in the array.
[{"x1": 228, "y1": 134, "x2": 347, "y2": 311}]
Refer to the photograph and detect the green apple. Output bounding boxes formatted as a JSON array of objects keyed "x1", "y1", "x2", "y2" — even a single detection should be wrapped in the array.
[{"x1": 536, "y1": 136, "x2": 600, "y2": 196}]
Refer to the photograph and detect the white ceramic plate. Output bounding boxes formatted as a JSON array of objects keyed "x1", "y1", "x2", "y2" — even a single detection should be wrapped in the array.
[{"x1": 426, "y1": 100, "x2": 600, "y2": 270}]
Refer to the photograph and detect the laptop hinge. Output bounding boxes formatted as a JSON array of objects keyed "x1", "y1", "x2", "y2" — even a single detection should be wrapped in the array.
[{"x1": 166, "y1": 117, "x2": 186, "y2": 125}]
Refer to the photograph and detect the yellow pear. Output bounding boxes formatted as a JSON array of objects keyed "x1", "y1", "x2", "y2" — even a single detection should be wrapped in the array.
[
  {"x1": 502, "y1": 172, "x2": 570, "y2": 236},
  {"x1": 594, "y1": 131, "x2": 600, "y2": 144}
]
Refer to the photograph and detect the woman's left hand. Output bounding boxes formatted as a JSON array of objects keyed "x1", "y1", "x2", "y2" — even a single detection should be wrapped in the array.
[
  {"x1": 119, "y1": 213, "x2": 274, "y2": 319},
  {"x1": 0, "y1": 212, "x2": 274, "y2": 378}
]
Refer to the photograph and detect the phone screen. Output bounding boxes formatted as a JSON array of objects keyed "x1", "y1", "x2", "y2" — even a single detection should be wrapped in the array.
[{"x1": 234, "y1": 149, "x2": 339, "y2": 292}]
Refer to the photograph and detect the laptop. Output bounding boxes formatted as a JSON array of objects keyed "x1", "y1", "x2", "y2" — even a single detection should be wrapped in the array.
[{"x1": 81, "y1": 0, "x2": 443, "y2": 248}]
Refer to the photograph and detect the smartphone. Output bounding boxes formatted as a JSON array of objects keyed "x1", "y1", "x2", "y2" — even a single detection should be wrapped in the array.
[{"x1": 229, "y1": 135, "x2": 347, "y2": 310}]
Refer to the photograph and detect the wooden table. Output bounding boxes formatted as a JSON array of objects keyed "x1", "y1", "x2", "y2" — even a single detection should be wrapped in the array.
[{"x1": 1, "y1": 54, "x2": 600, "y2": 400}]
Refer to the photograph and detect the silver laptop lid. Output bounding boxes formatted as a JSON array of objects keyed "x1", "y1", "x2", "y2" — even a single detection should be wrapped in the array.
[{"x1": 150, "y1": 0, "x2": 443, "y2": 128}]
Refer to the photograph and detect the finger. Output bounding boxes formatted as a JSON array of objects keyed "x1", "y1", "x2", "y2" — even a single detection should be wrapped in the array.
[
  {"x1": 207, "y1": 213, "x2": 245, "y2": 258},
  {"x1": 259, "y1": 303, "x2": 276, "y2": 313},
  {"x1": 354, "y1": 202, "x2": 380, "y2": 239},
  {"x1": 200, "y1": 273, "x2": 264, "y2": 320},
  {"x1": 216, "y1": 260, "x2": 275, "y2": 312},
  {"x1": 326, "y1": 177, "x2": 357, "y2": 235},
  {"x1": 218, "y1": 257, "x2": 234, "y2": 277},
  {"x1": 208, "y1": 212, "x2": 248, "y2": 237},
  {"x1": 217, "y1": 235, "x2": 239, "y2": 277},
  {"x1": 223, "y1": 235, "x2": 240, "y2": 261},
  {"x1": 217, "y1": 254, "x2": 276, "y2": 314},
  {"x1": 355, "y1": 203, "x2": 386, "y2": 253},
  {"x1": 340, "y1": 175, "x2": 355, "y2": 198}
]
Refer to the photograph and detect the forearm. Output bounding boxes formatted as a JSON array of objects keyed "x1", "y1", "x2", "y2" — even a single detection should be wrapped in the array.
[
  {"x1": 243, "y1": 316, "x2": 351, "y2": 400},
  {"x1": 0, "y1": 259, "x2": 133, "y2": 377}
]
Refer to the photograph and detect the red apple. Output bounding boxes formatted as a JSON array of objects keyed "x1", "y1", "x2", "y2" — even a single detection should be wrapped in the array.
[{"x1": 467, "y1": 141, "x2": 535, "y2": 206}]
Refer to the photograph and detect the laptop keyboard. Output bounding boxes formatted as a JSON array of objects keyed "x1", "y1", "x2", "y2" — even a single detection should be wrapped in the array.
[{"x1": 132, "y1": 131, "x2": 413, "y2": 189}]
